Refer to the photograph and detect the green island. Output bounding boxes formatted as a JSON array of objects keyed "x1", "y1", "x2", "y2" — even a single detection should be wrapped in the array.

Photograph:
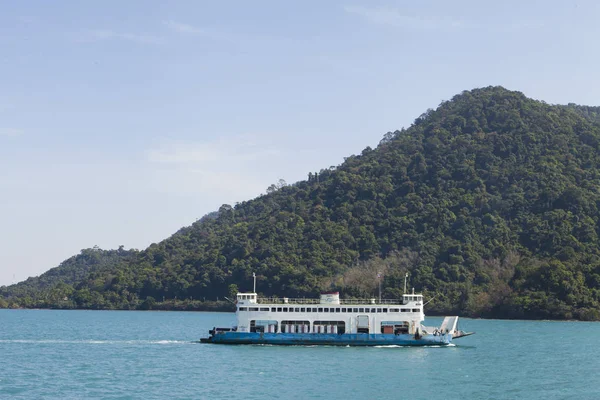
[{"x1": 3, "y1": 86, "x2": 600, "y2": 320}]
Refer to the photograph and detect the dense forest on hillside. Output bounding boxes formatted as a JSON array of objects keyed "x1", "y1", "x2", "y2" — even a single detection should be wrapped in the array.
[
  {"x1": 0, "y1": 247, "x2": 138, "y2": 309},
  {"x1": 4, "y1": 86, "x2": 600, "y2": 320}
]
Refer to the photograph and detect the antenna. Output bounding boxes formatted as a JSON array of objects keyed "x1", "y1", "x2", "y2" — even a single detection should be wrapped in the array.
[
  {"x1": 403, "y1": 273, "x2": 409, "y2": 294},
  {"x1": 377, "y1": 272, "x2": 382, "y2": 303},
  {"x1": 253, "y1": 272, "x2": 256, "y2": 293}
]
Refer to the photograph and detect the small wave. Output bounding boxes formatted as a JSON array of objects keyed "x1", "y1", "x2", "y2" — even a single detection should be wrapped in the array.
[
  {"x1": 374, "y1": 345, "x2": 406, "y2": 348},
  {"x1": 151, "y1": 340, "x2": 188, "y2": 345}
]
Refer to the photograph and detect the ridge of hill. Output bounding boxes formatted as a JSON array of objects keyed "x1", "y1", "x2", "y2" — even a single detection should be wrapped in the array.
[{"x1": 4, "y1": 86, "x2": 600, "y2": 320}]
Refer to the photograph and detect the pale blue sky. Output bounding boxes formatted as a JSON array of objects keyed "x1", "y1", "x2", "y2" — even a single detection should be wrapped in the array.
[{"x1": 1, "y1": 1, "x2": 599, "y2": 285}]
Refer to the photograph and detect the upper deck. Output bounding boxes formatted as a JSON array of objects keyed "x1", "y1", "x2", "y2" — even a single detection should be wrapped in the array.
[{"x1": 236, "y1": 292, "x2": 423, "y2": 307}]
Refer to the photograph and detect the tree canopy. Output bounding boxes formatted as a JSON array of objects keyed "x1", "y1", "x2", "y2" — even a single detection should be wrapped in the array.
[{"x1": 4, "y1": 86, "x2": 600, "y2": 320}]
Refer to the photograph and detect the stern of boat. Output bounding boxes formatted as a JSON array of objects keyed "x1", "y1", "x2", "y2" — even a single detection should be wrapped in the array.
[
  {"x1": 439, "y1": 316, "x2": 475, "y2": 340},
  {"x1": 200, "y1": 327, "x2": 234, "y2": 343}
]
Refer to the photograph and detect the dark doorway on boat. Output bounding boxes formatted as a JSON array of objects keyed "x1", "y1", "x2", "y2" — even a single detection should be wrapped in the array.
[{"x1": 356, "y1": 315, "x2": 369, "y2": 334}]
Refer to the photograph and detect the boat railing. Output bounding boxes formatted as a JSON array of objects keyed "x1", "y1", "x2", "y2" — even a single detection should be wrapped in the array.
[{"x1": 257, "y1": 297, "x2": 405, "y2": 305}]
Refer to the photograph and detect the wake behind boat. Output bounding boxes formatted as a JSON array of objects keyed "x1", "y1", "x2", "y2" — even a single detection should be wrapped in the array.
[{"x1": 200, "y1": 287, "x2": 474, "y2": 346}]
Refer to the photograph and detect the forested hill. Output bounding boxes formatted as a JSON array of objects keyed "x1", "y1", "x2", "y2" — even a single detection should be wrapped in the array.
[
  {"x1": 0, "y1": 247, "x2": 138, "y2": 309},
  {"x1": 4, "y1": 86, "x2": 600, "y2": 320}
]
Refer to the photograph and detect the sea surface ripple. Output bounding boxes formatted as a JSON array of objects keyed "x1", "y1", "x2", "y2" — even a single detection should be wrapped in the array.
[{"x1": 1, "y1": 309, "x2": 600, "y2": 399}]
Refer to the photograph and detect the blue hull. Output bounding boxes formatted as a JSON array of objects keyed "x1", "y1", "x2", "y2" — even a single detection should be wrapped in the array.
[{"x1": 202, "y1": 332, "x2": 452, "y2": 346}]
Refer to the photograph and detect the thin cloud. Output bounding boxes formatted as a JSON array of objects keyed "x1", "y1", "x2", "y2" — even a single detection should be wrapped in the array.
[
  {"x1": 162, "y1": 20, "x2": 240, "y2": 44},
  {"x1": 147, "y1": 136, "x2": 280, "y2": 164},
  {"x1": 344, "y1": 5, "x2": 545, "y2": 33},
  {"x1": 163, "y1": 20, "x2": 204, "y2": 35},
  {"x1": 149, "y1": 167, "x2": 269, "y2": 197},
  {"x1": 85, "y1": 30, "x2": 164, "y2": 45},
  {"x1": 145, "y1": 135, "x2": 282, "y2": 197},
  {"x1": 344, "y1": 5, "x2": 464, "y2": 30},
  {"x1": 0, "y1": 128, "x2": 23, "y2": 137}
]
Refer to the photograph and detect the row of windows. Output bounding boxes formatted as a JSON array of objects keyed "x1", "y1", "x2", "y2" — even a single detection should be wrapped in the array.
[{"x1": 238, "y1": 307, "x2": 420, "y2": 313}]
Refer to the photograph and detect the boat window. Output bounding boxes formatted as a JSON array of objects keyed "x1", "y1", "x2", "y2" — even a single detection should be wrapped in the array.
[
  {"x1": 239, "y1": 307, "x2": 248, "y2": 311},
  {"x1": 312, "y1": 308, "x2": 318, "y2": 312},
  {"x1": 335, "y1": 308, "x2": 340, "y2": 313},
  {"x1": 271, "y1": 307, "x2": 276, "y2": 312},
  {"x1": 371, "y1": 308, "x2": 377, "y2": 313},
  {"x1": 412, "y1": 309, "x2": 420, "y2": 312},
  {"x1": 250, "y1": 307, "x2": 259, "y2": 311},
  {"x1": 341, "y1": 308, "x2": 347, "y2": 312},
  {"x1": 283, "y1": 307, "x2": 288, "y2": 312},
  {"x1": 260, "y1": 307, "x2": 269, "y2": 311},
  {"x1": 377, "y1": 308, "x2": 382, "y2": 313},
  {"x1": 353, "y1": 308, "x2": 359, "y2": 312},
  {"x1": 277, "y1": 307, "x2": 282, "y2": 312},
  {"x1": 390, "y1": 308, "x2": 399, "y2": 312},
  {"x1": 382, "y1": 308, "x2": 388, "y2": 313},
  {"x1": 401, "y1": 308, "x2": 410, "y2": 312},
  {"x1": 323, "y1": 308, "x2": 329, "y2": 312},
  {"x1": 359, "y1": 308, "x2": 364, "y2": 312},
  {"x1": 318, "y1": 308, "x2": 323, "y2": 312},
  {"x1": 300, "y1": 308, "x2": 306, "y2": 312}
]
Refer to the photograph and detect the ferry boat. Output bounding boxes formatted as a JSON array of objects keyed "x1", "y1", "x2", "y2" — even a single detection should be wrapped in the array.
[{"x1": 200, "y1": 288, "x2": 474, "y2": 346}]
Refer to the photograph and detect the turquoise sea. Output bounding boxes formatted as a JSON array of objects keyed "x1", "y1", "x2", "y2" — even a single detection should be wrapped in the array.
[{"x1": 1, "y1": 310, "x2": 599, "y2": 399}]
